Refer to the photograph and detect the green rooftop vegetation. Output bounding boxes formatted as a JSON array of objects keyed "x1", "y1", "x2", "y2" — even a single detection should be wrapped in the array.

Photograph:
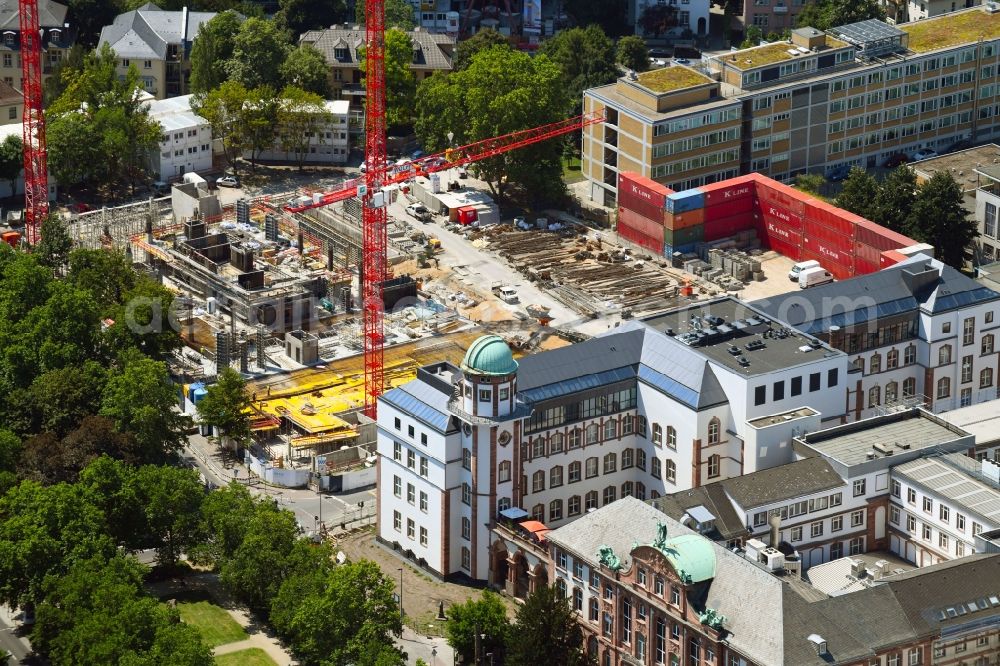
[
  {"x1": 636, "y1": 66, "x2": 713, "y2": 93},
  {"x1": 900, "y1": 8, "x2": 1000, "y2": 53},
  {"x1": 721, "y1": 35, "x2": 850, "y2": 71}
]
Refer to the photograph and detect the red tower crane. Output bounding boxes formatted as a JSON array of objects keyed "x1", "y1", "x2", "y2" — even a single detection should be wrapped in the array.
[
  {"x1": 19, "y1": 0, "x2": 49, "y2": 244},
  {"x1": 322, "y1": 1, "x2": 604, "y2": 418}
]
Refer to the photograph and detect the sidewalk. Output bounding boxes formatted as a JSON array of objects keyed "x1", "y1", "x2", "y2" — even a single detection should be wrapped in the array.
[{"x1": 397, "y1": 625, "x2": 453, "y2": 666}]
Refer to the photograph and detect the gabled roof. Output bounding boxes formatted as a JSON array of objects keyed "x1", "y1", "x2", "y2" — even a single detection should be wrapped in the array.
[
  {"x1": 0, "y1": 0, "x2": 66, "y2": 30},
  {"x1": 98, "y1": 6, "x2": 220, "y2": 60},
  {"x1": 721, "y1": 456, "x2": 844, "y2": 510},
  {"x1": 752, "y1": 254, "x2": 1000, "y2": 335},
  {"x1": 300, "y1": 26, "x2": 454, "y2": 71}
]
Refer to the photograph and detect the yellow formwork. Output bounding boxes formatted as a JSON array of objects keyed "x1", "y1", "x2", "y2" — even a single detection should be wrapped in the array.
[{"x1": 246, "y1": 329, "x2": 493, "y2": 434}]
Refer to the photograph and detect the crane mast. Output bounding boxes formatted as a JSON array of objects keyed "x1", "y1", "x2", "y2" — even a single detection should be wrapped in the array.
[{"x1": 19, "y1": 0, "x2": 48, "y2": 244}]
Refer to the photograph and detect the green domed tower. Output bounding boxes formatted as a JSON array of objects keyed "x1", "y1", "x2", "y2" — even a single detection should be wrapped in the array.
[{"x1": 460, "y1": 335, "x2": 518, "y2": 417}]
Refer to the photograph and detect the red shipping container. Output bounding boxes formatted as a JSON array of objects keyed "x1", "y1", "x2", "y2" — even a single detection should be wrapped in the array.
[
  {"x1": 665, "y1": 207, "x2": 705, "y2": 231},
  {"x1": 754, "y1": 180, "x2": 807, "y2": 217},
  {"x1": 803, "y1": 199, "x2": 857, "y2": 237},
  {"x1": 763, "y1": 218, "x2": 802, "y2": 247},
  {"x1": 854, "y1": 241, "x2": 881, "y2": 265},
  {"x1": 800, "y1": 241, "x2": 852, "y2": 271},
  {"x1": 618, "y1": 207, "x2": 663, "y2": 253},
  {"x1": 704, "y1": 213, "x2": 754, "y2": 241},
  {"x1": 855, "y1": 256, "x2": 881, "y2": 274},
  {"x1": 880, "y1": 249, "x2": 909, "y2": 268},
  {"x1": 855, "y1": 220, "x2": 916, "y2": 251},
  {"x1": 766, "y1": 236, "x2": 801, "y2": 262},
  {"x1": 759, "y1": 200, "x2": 803, "y2": 232},
  {"x1": 699, "y1": 176, "x2": 756, "y2": 207},
  {"x1": 620, "y1": 190, "x2": 665, "y2": 223},
  {"x1": 800, "y1": 247, "x2": 854, "y2": 280},
  {"x1": 619, "y1": 171, "x2": 671, "y2": 204},
  {"x1": 802, "y1": 220, "x2": 853, "y2": 254},
  {"x1": 703, "y1": 196, "x2": 755, "y2": 222}
]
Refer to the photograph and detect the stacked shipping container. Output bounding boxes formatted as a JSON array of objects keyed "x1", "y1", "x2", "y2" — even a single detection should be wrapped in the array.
[{"x1": 615, "y1": 171, "x2": 920, "y2": 280}]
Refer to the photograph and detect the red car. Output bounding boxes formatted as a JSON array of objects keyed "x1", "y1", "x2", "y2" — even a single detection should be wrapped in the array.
[{"x1": 883, "y1": 153, "x2": 909, "y2": 168}]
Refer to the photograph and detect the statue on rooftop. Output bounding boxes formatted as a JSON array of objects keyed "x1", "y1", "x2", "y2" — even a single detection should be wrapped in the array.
[
  {"x1": 699, "y1": 607, "x2": 727, "y2": 630},
  {"x1": 597, "y1": 545, "x2": 623, "y2": 571},
  {"x1": 652, "y1": 521, "x2": 669, "y2": 551}
]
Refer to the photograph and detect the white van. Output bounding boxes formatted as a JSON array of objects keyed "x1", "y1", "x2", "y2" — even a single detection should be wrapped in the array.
[
  {"x1": 788, "y1": 259, "x2": 820, "y2": 281},
  {"x1": 799, "y1": 266, "x2": 834, "y2": 289}
]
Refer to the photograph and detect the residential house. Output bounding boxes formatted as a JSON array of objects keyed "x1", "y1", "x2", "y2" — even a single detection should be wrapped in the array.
[
  {"x1": 146, "y1": 94, "x2": 212, "y2": 180},
  {"x1": 0, "y1": 0, "x2": 74, "y2": 91},
  {"x1": 0, "y1": 78, "x2": 20, "y2": 125}
]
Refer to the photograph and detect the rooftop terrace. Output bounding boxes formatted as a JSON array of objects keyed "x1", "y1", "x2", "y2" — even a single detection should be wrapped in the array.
[
  {"x1": 720, "y1": 35, "x2": 849, "y2": 71},
  {"x1": 635, "y1": 66, "x2": 713, "y2": 93},
  {"x1": 899, "y1": 6, "x2": 1000, "y2": 53}
]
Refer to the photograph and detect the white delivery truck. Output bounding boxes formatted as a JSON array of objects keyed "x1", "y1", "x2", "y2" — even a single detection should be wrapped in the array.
[
  {"x1": 799, "y1": 266, "x2": 834, "y2": 289},
  {"x1": 788, "y1": 259, "x2": 820, "y2": 281}
]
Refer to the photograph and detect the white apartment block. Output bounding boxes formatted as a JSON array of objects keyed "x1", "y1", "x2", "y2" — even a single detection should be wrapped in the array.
[
  {"x1": 754, "y1": 254, "x2": 1000, "y2": 420},
  {"x1": 146, "y1": 94, "x2": 212, "y2": 181},
  {"x1": 254, "y1": 100, "x2": 350, "y2": 165},
  {"x1": 377, "y1": 296, "x2": 850, "y2": 580}
]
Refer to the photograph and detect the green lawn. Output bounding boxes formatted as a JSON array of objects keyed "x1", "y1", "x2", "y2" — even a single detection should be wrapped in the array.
[
  {"x1": 562, "y1": 156, "x2": 585, "y2": 184},
  {"x1": 177, "y1": 601, "x2": 248, "y2": 648},
  {"x1": 215, "y1": 648, "x2": 278, "y2": 666}
]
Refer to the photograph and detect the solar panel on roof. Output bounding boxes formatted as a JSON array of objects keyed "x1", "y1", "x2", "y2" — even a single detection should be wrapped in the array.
[
  {"x1": 381, "y1": 388, "x2": 451, "y2": 432},
  {"x1": 637, "y1": 364, "x2": 701, "y2": 409},
  {"x1": 519, "y1": 366, "x2": 636, "y2": 403}
]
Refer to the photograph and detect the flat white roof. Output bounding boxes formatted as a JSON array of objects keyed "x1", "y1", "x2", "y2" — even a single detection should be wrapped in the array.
[{"x1": 941, "y1": 402, "x2": 1000, "y2": 446}]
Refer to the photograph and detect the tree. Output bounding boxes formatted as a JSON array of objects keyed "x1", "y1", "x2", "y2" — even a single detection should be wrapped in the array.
[
  {"x1": 454, "y1": 28, "x2": 510, "y2": 71},
  {"x1": 35, "y1": 214, "x2": 73, "y2": 271},
  {"x1": 638, "y1": 4, "x2": 679, "y2": 38},
  {"x1": 794, "y1": 172, "x2": 826, "y2": 196},
  {"x1": 835, "y1": 167, "x2": 880, "y2": 221},
  {"x1": 741, "y1": 25, "x2": 763, "y2": 49},
  {"x1": 356, "y1": 0, "x2": 415, "y2": 30},
  {"x1": 539, "y1": 25, "x2": 618, "y2": 116},
  {"x1": 194, "y1": 80, "x2": 251, "y2": 176},
  {"x1": 361, "y1": 28, "x2": 417, "y2": 129},
  {"x1": 17, "y1": 417, "x2": 137, "y2": 485},
  {"x1": 191, "y1": 482, "x2": 260, "y2": 566},
  {"x1": 873, "y1": 165, "x2": 917, "y2": 234},
  {"x1": 189, "y1": 11, "x2": 244, "y2": 94},
  {"x1": 220, "y1": 507, "x2": 300, "y2": 613},
  {"x1": 280, "y1": 44, "x2": 331, "y2": 97},
  {"x1": 44, "y1": 44, "x2": 87, "y2": 106},
  {"x1": 100, "y1": 352, "x2": 189, "y2": 462},
  {"x1": 907, "y1": 171, "x2": 978, "y2": 269},
  {"x1": 276, "y1": 86, "x2": 331, "y2": 171},
  {"x1": 796, "y1": 0, "x2": 883, "y2": 30},
  {"x1": 226, "y1": 17, "x2": 290, "y2": 90},
  {"x1": 616, "y1": 35, "x2": 649, "y2": 73},
  {"x1": 415, "y1": 47, "x2": 570, "y2": 205},
  {"x1": 66, "y1": 0, "x2": 123, "y2": 47},
  {"x1": 242, "y1": 86, "x2": 280, "y2": 172},
  {"x1": 47, "y1": 44, "x2": 161, "y2": 194},
  {"x1": 277, "y1": 0, "x2": 347, "y2": 36},
  {"x1": 272, "y1": 559, "x2": 403, "y2": 666},
  {"x1": 197, "y1": 367, "x2": 252, "y2": 446},
  {"x1": 0, "y1": 134, "x2": 22, "y2": 200},
  {"x1": 28, "y1": 281, "x2": 102, "y2": 373},
  {"x1": 66, "y1": 248, "x2": 137, "y2": 306},
  {"x1": 446, "y1": 591, "x2": 510, "y2": 663},
  {"x1": 131, "y1": 465, "x2": 205, "y2": 565},
  {"x1": 30, "y1": 362, "x2": 107, "y2": 437},
  {"x1": 506, "y1": 586, "x2": 589, "y2": 666},
  {"x1": 104, "y1": 276, "x2": 183, "y2": 359}
]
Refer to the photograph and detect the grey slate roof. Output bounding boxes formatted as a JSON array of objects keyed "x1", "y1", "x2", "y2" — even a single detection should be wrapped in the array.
[
  {"x1": 0, "y1": 0, "x2": 66, "y2": 30},
  {"x1": 752, "y1": 255, "x2": 1000, "y2": 335},
  {"x1": 516, "y1": 327, "x2": 643, "y2": 393},
  {"x1": 721, "y1": 456, "x2": 844, "y2": 510},
  {"x1": 650, "y1": 482, "x2": 748, "y2": 541},
  {"x1": 300, "y1": 26, "x2": 454, "y2": 71},
  {"x1": 98, "y1": 6, "x2": 218, "y2": 60}
]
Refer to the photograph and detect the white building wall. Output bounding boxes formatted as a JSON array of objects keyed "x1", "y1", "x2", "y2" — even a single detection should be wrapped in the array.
[
  {"x1": 632, "y1": 0, "x2": 710, "y2": 36},
  {"x1": 155, "y1": 123, "x2": 213, "y2": 180}
]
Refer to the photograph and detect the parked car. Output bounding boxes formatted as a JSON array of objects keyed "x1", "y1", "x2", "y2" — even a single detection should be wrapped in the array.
[
  {"x1": 457, "y1": 166, "x2": 468, "y2": 179},
  {"x1": 673, "y1": 58, "x2": 691, "y2": 66},
  {"x1": 648, "y1": 47, "x2": 670, "y2": 58},
  {"x1": 405, "y1": 203, "x2": 431, "y2": 222},
  {"x1": 827, "y1": 164, "x2": 852, "y2": 181},
  {"x1": 216, "y1": 175, "x2": 239, "y2": 188},
  {"x1": 411, "y1": 149, "x2": 425, "y2": 160},
  {"x1": 152, "y1": 180, "x2": 170, "y2": 195},
  {"x1": 910, "y1": 148, "x2": 939, "y2": 161},
  {"x1": 883, "y1": 153, "x2": 909, "y2": 168}
]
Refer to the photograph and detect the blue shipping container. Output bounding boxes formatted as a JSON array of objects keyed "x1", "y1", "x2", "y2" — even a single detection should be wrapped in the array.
[
  {"x1": 188, "y1": 382, "x2": 205, "y2": 402},
  {"x1": 663, "y1": 243, "x2": 697, "y2": 258},
  {"x1": 665, "y1": 189, "x2": 705, "y2": 214}
]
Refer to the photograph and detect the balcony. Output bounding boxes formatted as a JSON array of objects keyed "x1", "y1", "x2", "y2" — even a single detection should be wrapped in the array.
[{"x1": 774, "y1": 4, "x2": 788, "y2": 12}]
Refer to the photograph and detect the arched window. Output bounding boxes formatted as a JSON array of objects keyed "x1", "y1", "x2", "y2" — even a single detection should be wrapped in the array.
[
  {"x1": 532, "y1": 438, "x2": 545, "y2": 458},
  {"x1": 886, "y1": 381, "x2": 898, "y2": 404},
  {"x1": 981, "y1": 367, "x2": 994, "y2": 388},
  {"x1": 555, "y1": 578, "x2": 567, "y2": 597},
  {"x1": 586, "y1": 423, "x2": 599, "y2": 445},
  {"x1": 602, "y1": 485, "x2": 616, "y2": 506},
  {"x1": 870, "y1": 352, "x2": 881, "y2": 374},
  {"x1": 707, "y1": 454, "x2": 721, "y2": 478},
  {"x1": 936, "y1": 376, "x2": 951, "y2": 399},
  {"x1": 586, "y1": 457, "x2": 598, "y2": 478},
  {"x1": 549, "y1": 499, "x2": 564, "y2": 521},
  {"x1": 569, "y1": 428, "x2": 581, "y2": 449},
  {"x1": 621, "y1": 448, "x2": 634, "y2": 469},
  {"x1": 585, "y1": 490, "x2": 598, "y2": 510},
  {"x1": 708, "y1": 418, "x2": 721, "y2": 445},
  {"x1": 939, "y1": 344, "x2": 952, "y2": 366},
  {"x1": 532, "y1": 470, "x2": 545, "y2": 493},
  {"x1": 622, "y1": 481, "x2": 633, "y2": 497},
  {"x1": 868, "y1": 385, "x2": 881, "y2": 407},
  {"x1": 886, "y1": 349, "x2": 899, "y2": 369},
  {"x1": 568, "y1": 461, "x2": 581, "y2": 483},
  {"x1": 665, "y1": 459, "x2": 676, "y2": 483},
  {"x1": 603, "y1": 419, "x2": 617, "y2": 440},
  {"x1": 652, "y1": 423, "x2": 663, "y2": 445},
  {"x1": 651, "y1": 457, "x2": 661, "y2": 479},
  {"x1": 550, "y1": 431, "x2": 564, "y2": 453},
  {"x1": 904, "y1": 344, "x2": 916, "y2": 365},
  {"x1": 603, "y1": 452, "x2": 617, "y2": 474},
  {"x1": 635, "y1": 481, "x2": 646, "y2": 500},
  {"x1": 531, "y1": 504, "x2": 544, "y2": 521},
  {"x1": 498, "y1": 460, "x2": 511, "y2": 483},
  {"x1": 550, "y1": 465, "x2": 563, "y2": 488},
  {"x1": 636, "y1": 449, "x2": 647, "y2": 471},
  {"x1": 568, "y1": 495, "x2": 581, "y2": 516},
  {"x1": 666, "y1": 426, "x2": 677, "y2": 449}
]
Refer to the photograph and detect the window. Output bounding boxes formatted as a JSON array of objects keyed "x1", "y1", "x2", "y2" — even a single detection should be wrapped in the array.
[
  {"x1": 828, "y1": 368, "x2": 839, "y2": 387},
  {"x1": 708, "y1": 418, "x2": 721, "y2": 444},
  {"x1": 461, "y1": 547, "x2": 471, "y2": 571},
  {"x1": 905, "y1": 345, "x2": 916, "y2": 365},
  {"x1": 922, "y1": 523, "x2": 932, "y2": 540},
  {"x1": 573, "y1": 587, "x2": 583, "y2": 612},
  {"x1": 981, "y1": 367, "x2": 994, "y2": 388},
  {"x1": 962, "y1": 355, "x2": 974, "y2": 384},
  {"x1": 585, "y1": 491, "x2": 598, "y2": 511},
  {"x1": 886, "y1": 381, "x2": 898, "y2": 404},
  {"x1": 666, "y1": 426, "x2": 677, "y2": 449},
  {"x1": 870, "y1": 353, "x2": 881, "y2": 374},
  {"x1": 420, "y1": 491, "x2": 428, "y2": 512},
  {"x1": 868, "y1": 385, "x2": 881, "y2": 407},
  {"x1": 652, "y1": 423, "x2": 663, "y2": 445},
  {"x1": 589, "y1": 598, "x2": 599, "y2": 622},
  {"x1": 671, "y1": 586, "x2": 681, "y2": 605},
  {"x1": 604, "y1": 453, "x2": 616, "y2": 474},
  {"x1": 461, "y1": 517, "x2": 471, "y2": 540},
  {"x1": 636, "y1": 450, "x2": 647, "y2": 471},
  {"x1": 963, "y1": 317, "x2": 976, "y2": 345},
  {"x1": 550, "y1": 432, "x2": 564, "y2": 453},
  {"x1": 532, "y1": 470, "x2": 545, "y2": 493},
  {"x1": 602, "y1": 613, "x2": 613, "y2": 638},
  {"x1": 393, "y1": 442, "x2": 401, "y2": 461},
  {"x1": 853, "y1": 479, "x2": 866, "y2": 497},
  {"x1": 569, "y1": 428, "x2": 581, "y2": 449},
  {"x1": 462, "y1": 448, "x2": 471, "y2": 470},
  {"x1": 531, "y1": 503, "x2": 544, "y2": 521},
  {"x1": 666, "y1": 460, "x2": 677, "y2": 483},
  {"x1": 621, "y1": 481, "x2": 633, "y2": 497},
  {"x1": 637, "y1": 416, "x2": 647, "y2": 438},
  {"x1": 851, "y1": 510, "x2": 864, "y2": 528},
  {"x1": 407, "y1": 450, "x2": 415, "y2": 469},
  {"x1": 773, "y1": 380, "x2": 785, "y2": 401},
  {"x1": 907, "y1": 514, "x2": 916, "y2": 532},
  {"x1": 622, "y1": 416, "x2": 633, "y2": 435},
  {"x1": 550, "y1": 465, "x2": 563, "y2": 488},
  {"x1": 849, "y1": 537, "x2": 864, "y2": 555},
  {"x1": 393, "y1": 475, "x2": 401, "y2": 497},
  {"x1": 407, "y1": 484, "x2": 415, "y2": 504},
  {"x1": 622, "y1": 449, "x2": 634, "y2": 469},
  {"x1": 550, "y1": 499, "x2": 563, "y2": 521},
  {"x1": 939, "y1": 504, "x2": 950, "y2": 524},
  {"x1": 890, "y1": 505, "x2": 900, "y2": 525},
  {"x1": 832, "y1": 515, "x2": 843, "y2": 532},
  {"x1": 923, "y1": 496, "x2": 933, "y2": 513},
  {"x1": 937, "y1": 376, "x2": 951, "y2": 399},
  {"x1": 603, "y1": 419, "x2": 617, "y2": 440},
  {"x1": 462, "y1": 482, "x2": 471, "y2": 505},
  {"x1": 939, "y1": 344, "x2": 952, "y2": 365},
  {"x1": 811, "y1": 521, "x2": 824, "y2": 538},
  {"x1": 393, "y1": 510, "x2": 401, "y2": 531},
  {"x1": 498, "y1": 461, "x2": 511, "y2": 483},
  {"x1": 586, "y1": 457, "x2": 598, "y2": 478},
  {"x1": 908, "y1": 488, "x2": 917, "y2": 504},
  {"x1": 984, "y1": 334, "x2": 995, "y2": 355},
  {"x1": 407, "y1": 518, "x2": 415, "y2": 539},
  {"x1": 791, "y1": 376, "x2": 802, "y2": 396},
  {"x1": 651, "y1": 457, "x2": 661, "y2": 479},
  {"x1": 394, "y1": 417, "x2": 401, "y2": 430},
  {"x1": 603, "y1": 485, "x2": 616, "y2": 505},
  {"x1": 706, "y1": 454, "x2": 720, "y2": 479},
  {"x1": 532, "y1": 439, "x2": 545, "y2": 459},
  {"x1": 903, "y1": 377, "x2": 916, "y2": 398},
  {"x1": 891, "y1": 479, "x2": 901, "y2": 498},
  {"x1": 810, "y1": 372, "x2": 821, "y2": 392},
  {"x1": 586, "y1": 424, "x2": 599, "y2": 445},
  {"x1": 420, "y1": 433, "x2": 427, "y2": 445},
  {"x1": 791, "y1": 526, "x2": 802, "y2": 541},
  {"x1": 420, "y1": 457, "x2": 428, "y2": 476},
  {"x1": 568, "y1": 461, "x2": 581, "y2": 483},
  {"x1": 754, "y1": 385, "x2": 766, "y2": 405},
  {"x1": 569, "y1": 495, "x2": 581, "y2": 516}
]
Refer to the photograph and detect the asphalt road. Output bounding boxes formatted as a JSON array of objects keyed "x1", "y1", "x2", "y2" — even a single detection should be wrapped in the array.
[{"x1": 0, "y1": 605, "x2": 32, "y2": 665}]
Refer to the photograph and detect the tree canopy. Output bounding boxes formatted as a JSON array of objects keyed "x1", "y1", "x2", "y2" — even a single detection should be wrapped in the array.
[
  {"x1": 280, "y1": 44, "x2": 332, "y2": 97},
  {"x1": 835, "y1": 167, "x2": 880, "y2": 221},
  {"x1": 361, "y1": 28, "x2": 417, "y2": 129},
  {"x1": 277, "y1": 0, "x2": 347, "y2": 35},
  {"x1": 616, "y1": 35, "x2": 649, "y2": 73},
  {"x1": 873, "y1": 165, "x2": 918, "y2": 234},
  {"x1": 446, "y1": 590, "x2": 510, "y2": 663},
  {"x1": 907, "y1": 171, "x2": 977, "y2": 269},
  {"x1": 189, "y1": 11, "x2": 244, "y2": 95},
  {"x1": 0, "y1": 135, "x2": 22, "y2": 200},
  {"x1": 506, "y1": 586, "x2": 589, "y2": 666},
  {"x1": 197, "y1": 366, "x2": 252, "y2": 444},
  {"x1": 454, "y1": 28, "x2": 510, "y2": 71},
  {"x1": 355, "y1": 0, "x2": 415, "y2": 30},
  {"x1": 796, "y1": 0, "x2": 884, "y2": 30},
  {"x1": 538, "y1": 25, "x2": 618, "y2": 115},
  {"x1": 226, "y1": 17, "x2": 290, "y2": 90}
]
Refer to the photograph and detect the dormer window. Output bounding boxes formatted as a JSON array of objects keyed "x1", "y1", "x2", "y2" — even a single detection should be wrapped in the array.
[
  {"x1": 3, "y1": 32, "x2": 14, "y2": 47},
  {"x1": 412, "y1": 46, "x2": 420, "y2": 64},
  {"x1": 334, "y1": 47, "x2": 347, "y2": 60}
]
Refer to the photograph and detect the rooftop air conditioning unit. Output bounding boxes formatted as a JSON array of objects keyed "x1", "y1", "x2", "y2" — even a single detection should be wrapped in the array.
[{"x1": 762, "y1": 547, "x2": 785, "y2": 571}]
